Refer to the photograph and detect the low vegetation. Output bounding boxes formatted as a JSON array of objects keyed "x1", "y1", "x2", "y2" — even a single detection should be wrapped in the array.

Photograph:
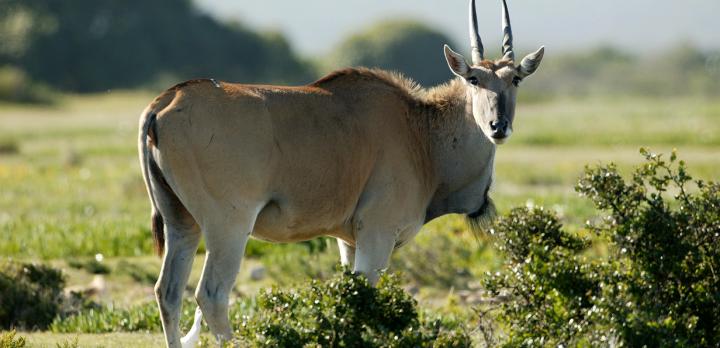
[
  {"x1": 0, "y1": 331, "x2": 27, "y2": 348},
  {"x1": 0, "y1": 331, "x2": 79, "y2": 348},
  {"x1": 481, "y1": 150, "x2": 720, "y2": 347},
  {"x1": 50, "y1": 270, "x2": 470, "y2": 347},
  {"x1": 0, "y1": 66, "x2": 54, "y2": 104},
  {"x1": 67, "y1": 258, "x2": 110, "y2": 275},
  {"x1": 0, "y1": 138, "x2": 19, "y2": 155},
  {"x1": 481, "y1": 207, "x2": 599, "y2": 346},
  {"x1": 0, "y1": 261, "x2": 65, "y2": 330},
  {"x1": 50, "y1": 300, "x2": 194, "y2": 334},
  {"x1": 231, "y1": 270, "x2": 470, "y2": 347}
]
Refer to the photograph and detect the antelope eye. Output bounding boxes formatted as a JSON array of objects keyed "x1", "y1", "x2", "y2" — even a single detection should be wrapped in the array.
[{"x1": 467, "y1": 76, "x2": 479, "y2": 86}]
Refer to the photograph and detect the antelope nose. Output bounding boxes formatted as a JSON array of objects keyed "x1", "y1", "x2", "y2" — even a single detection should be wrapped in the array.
[{"x1": 489, "y1": 120, "x2": 508, "y2": 137}]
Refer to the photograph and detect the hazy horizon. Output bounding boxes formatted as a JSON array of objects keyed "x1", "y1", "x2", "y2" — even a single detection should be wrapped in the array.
[{"x1": 195, "y1": 0, "x2": 720, "y2": 57}]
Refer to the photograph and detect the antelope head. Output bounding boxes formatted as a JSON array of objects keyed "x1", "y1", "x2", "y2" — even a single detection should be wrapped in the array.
[{"x1": 444, "y1": 0, "x2": 544, "y2": 144}]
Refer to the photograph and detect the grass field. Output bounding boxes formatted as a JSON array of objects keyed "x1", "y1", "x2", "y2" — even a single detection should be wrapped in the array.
[
  {"x1": 1, "y1": 91, "x2": 718, "y2": 345},
  {"x1": 12, "y1": 332, "x2": 164, "y2": 348}
]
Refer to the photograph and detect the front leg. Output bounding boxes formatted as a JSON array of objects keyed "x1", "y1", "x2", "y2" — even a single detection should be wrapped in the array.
[
  {"x1": 353, "y1": 227, "x2": 397, "y2": 285},
  {"x1": 337, "y1": 238, "x2": 356, "y2": 267},
  {"x1": 350, "y1": 166, "x2": 427, "y2": 285}
]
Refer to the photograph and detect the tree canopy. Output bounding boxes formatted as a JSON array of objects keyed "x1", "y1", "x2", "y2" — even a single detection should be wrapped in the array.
[
  {"x1": 0, "y1": 0, "x2": 313, "y2": 92},
  {"x1": 323, "y1": 20, "x2": 457, "y2": 87}
]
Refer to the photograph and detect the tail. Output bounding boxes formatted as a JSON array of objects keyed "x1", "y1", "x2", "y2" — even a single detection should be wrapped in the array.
[
  {"x1": 180, "y1": 307, "x2": 203, "y2": 348},
  {"x1": 139, "y1": 111, "x2": 165, "y2": 256}
]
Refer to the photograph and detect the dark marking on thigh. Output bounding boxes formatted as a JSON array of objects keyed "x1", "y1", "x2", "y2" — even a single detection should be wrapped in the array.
[{"x1": 205, "y1": 134, "x2": 215, "y2": 150}]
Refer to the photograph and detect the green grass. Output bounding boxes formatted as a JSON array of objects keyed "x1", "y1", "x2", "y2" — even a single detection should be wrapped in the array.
[
  {"x1": 513, "y1": 95, "x2": 720, "y2": 146},
  {"x1": 9, "y1": 332, "x2": 163, "y2": 348},
  {"x1": 0, "y1": 92, "x2": 153, "y2": 259}
]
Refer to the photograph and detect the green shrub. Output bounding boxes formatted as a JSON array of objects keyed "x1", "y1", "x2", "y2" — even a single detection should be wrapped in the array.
[
  {"x1": 576, "y1": 149, "x2": 720, "y2": 346},
  {"x1": 0, "y1": 261, "x2": 66, "y2": 329},
  {"x1": 482, "y1": 207, "x2": 606, "y2": 347},
  {"x1": 0, "y1": 65, "x2": 53, "y2": 104},
  {"x1": 0, "y1": 331, "x2": 26, "y2": 348},
  {"x1": 323, "y1": 20, "x2": 456, "y2": 87},
  {"x1": 235, "y1": 269, "x2": 471, "y2": 347},
  {"x1": 0, "y1": 139, "x2": 19, "y2": 155},
  {"x1": 482, "y1": 149, "x2": 720, "y2": 347}
]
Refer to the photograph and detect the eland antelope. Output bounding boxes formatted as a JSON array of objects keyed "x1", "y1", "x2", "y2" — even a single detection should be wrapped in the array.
[{"x1": 139, "y1": 0, "x2": 544, "y2": 346}]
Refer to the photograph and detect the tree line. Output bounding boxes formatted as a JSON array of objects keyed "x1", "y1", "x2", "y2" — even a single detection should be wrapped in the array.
[
  {"x1": 0, "y1": 0, "x2": 311, "y2": 93},
  {"x1": 0, "y1": 0, "x2": 718, "y2": 102}
]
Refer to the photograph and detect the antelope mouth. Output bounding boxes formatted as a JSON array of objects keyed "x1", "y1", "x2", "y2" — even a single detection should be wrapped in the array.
[
  {"x1": 489, "y1": 127, "x2": 512, "y2": 144},
  {"x1": 490, "y1": 134, "x2": 509, "y2": 144}
]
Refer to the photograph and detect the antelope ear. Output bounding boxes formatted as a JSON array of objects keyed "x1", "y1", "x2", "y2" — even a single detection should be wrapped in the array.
[
  {"x1": 444, "y1": 44, "x2": 471, "y2": 78},
  {"x1": 517, "y1": 46, "x2": 545, "y2": 79}
]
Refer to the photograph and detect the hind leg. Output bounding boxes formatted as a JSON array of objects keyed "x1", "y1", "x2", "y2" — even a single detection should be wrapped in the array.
[
  {"x1": 195, "y1": 209, "x2": 258, "y2": 343},
  {"x1": 156, "y1": 221, "x2": 201, "y2": 348}
]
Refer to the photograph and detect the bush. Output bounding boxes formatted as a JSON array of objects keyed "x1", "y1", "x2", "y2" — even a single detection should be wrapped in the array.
[
  {"x1": 0, "y1": 138, "x2": 19, "y2": 155},
  {"x1": 323, "y1": 20, "x2": 456, "y2": 87},
  {"x1": 482, "y1": 207, "x2": 606, "y2": 347},
  {"x1": 0, "y1": 261, "x2": 66, "y2": 330},
  {"x1": 234, "y1": 269, "x2": 471, "y2": 347},
  {"x1": 482, "y1": 149, "x2": 720, "y2": 347},
  {"x1": 577, "y1": 149, "x2": 720, "y2": 346},
  {"x1": 0, "y1": 331, "x2": 26, "y2": 348},
  {"x1": 0, "y1": 65, "x2": 53, "y2": 104}
]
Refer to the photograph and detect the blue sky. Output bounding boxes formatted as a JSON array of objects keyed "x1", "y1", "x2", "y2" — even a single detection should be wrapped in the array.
[{"x1": 195, "y1": 0, "x2": 720, "y2": 56}]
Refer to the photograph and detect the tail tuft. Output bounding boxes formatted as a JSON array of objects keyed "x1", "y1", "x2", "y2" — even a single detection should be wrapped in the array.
[
  {"x1": 180, "y1": 307, "x2": 203, "y2": 348},
  {"x1": 151, "y1": 210, "x2": 165, "y2": 256}
]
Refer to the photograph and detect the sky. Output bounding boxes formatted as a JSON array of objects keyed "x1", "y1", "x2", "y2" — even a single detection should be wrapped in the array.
[{"x1": 195, "y1": 0, "x2": 720, "y2": 57}]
